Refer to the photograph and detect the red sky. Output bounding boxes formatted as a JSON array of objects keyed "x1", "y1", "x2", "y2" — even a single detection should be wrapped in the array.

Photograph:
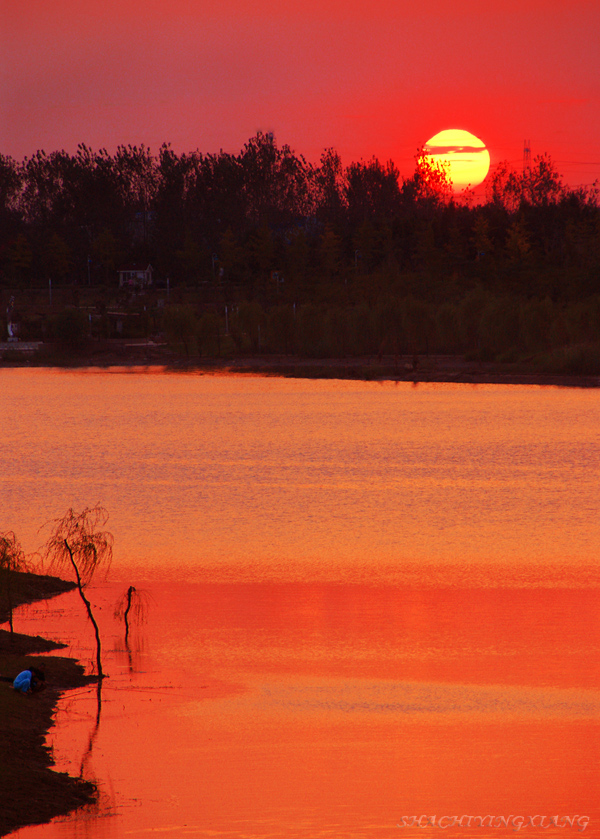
[{"x1": 2, "y1": 0, "x2": 599, "y2": 189}]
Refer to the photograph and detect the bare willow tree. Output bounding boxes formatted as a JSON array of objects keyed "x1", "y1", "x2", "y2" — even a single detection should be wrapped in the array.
[
  {"x1": 43, "y1": 506, "x2": 113, "y2": 679},
  {"x1": 114, "y1": 585, "x2": 150, "y2": 644},
  {"x1": 0, "y1": 531, "x2": 28, "y2": 633}
]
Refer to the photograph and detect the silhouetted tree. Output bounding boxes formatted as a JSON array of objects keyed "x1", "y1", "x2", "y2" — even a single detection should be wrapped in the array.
[
  {"x1": 345, "y1": 157, "x2": 401, "y2": 225},
  {"x1": 240, "y1": 132, "x2": 315, "y2": 226},
  {"x1": 2, "y1": 136, "x2": 599, "y2": 369},
  {"x1": 487, "y1": 161, "x2": 523, "y2": 212},
  {"x1": 402, "y1": 148, "x2": 453, "y2": 207},
  {"x1": 114, "y1": 585, "x2": 149, "y2": 645},
  {"x1": 314, "y1": 148, "x2": 347, "y2": 225},
  {"x1": 524, "y1": 154, "x2": 565, "y2": 207},
  {"x1": 43, "y1": 506, "x2": 113, "y2": 679},
  {"x1": 0, "y1": 531, "x2": 28, "y2": 633}
]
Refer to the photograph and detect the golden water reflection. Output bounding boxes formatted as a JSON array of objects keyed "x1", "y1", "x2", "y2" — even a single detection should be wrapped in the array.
[
  {"x1": 13, "y1": 577, "x2": 600, "y2": 838},
  {"x1": 2, "y1": 370, "x2": 599, "y2": 585},
  {"x1": 2, "y1": 370, "x2": 598, "y2": 837}
]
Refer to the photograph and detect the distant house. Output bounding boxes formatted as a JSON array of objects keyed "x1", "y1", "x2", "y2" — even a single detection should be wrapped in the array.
[{"x1": 118, "y1": 264, "x2": 154, "y2": 289}]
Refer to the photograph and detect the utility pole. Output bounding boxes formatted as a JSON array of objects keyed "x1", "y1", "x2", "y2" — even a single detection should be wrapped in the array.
[
  {"x1": 523, "y1": 139, "x2": 531, "y2": 173},
  {"x1": 523, "y1": 140, "x2": 532, "y2": 201}
]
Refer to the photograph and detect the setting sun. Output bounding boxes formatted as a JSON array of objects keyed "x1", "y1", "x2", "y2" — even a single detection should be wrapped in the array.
[{"x1": 424, "y1": 129, "x2": 491, "y2": 191}]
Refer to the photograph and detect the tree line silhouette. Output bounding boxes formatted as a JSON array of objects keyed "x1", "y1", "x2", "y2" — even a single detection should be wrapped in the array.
[{"x1": 1, "y1": 132, "x2": 599, "y2": 368}]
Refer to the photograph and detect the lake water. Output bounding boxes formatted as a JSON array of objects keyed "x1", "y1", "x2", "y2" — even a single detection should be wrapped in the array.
[{"x1": 2, "y1": 368, "x2": 599, "y2": 838}]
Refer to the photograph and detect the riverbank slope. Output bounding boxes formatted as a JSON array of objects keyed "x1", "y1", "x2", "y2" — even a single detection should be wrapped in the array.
[
  {"x1": 0, "y1": 571, "x2": 97, "y2": 837},
  {"x1": 2, "y1": 344, "x2": 600, "y2": 388}
]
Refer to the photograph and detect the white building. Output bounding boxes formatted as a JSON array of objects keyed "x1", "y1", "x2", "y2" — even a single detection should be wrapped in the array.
[{"x1": 118, "y1": 264, "x2": 154, "y2": 289}]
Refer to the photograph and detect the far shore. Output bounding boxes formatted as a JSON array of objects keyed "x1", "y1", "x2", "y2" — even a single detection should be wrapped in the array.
[
  {"x1": 1, "y1": 340, "x2": 599, "y2": 388},
  {"x1": 0, "y1": 571, "x2": 97, "y2": 837}
]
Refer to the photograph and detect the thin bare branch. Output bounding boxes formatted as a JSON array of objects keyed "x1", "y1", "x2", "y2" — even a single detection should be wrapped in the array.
[
  {"x1": 114, "y1": 586, "x2": 151, "y2": 626},
  {"x1": 42, "y1": 505, "x2": 113, "y2": 587},
  {"x1": 41, "y1": 505, "x2": 114, "y2": 679}
]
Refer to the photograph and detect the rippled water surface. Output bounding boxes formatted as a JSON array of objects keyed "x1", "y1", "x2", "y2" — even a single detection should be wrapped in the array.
[{"x1": 1, "y1": 368, "x2": 599, "y2": 838}]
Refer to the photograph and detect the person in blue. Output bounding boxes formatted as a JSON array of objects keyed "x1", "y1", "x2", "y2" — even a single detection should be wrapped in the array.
[{"x1": 13, "y1": 667, "x2": 45, "y2": 693}]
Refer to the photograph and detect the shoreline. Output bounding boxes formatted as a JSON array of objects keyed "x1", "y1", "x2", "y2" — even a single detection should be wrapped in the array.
[
  {"x1": 0, "y1": 571, "x2": 97, "y2": 837},
  {"x1": 216, "y1": 355, "x2": 600, "y2": 389},
  {"x1": 1, "y1": 344, "x2": 599, "y2": 389}
]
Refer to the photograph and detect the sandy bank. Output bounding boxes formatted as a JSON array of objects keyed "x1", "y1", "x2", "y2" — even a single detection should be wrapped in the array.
[{"x1": 0, "y1": 571, "x2": 97, "y2": 837}]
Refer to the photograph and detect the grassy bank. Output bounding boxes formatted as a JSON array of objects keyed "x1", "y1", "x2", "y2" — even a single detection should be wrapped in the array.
[{"x1": 0, "y1": 571, "x2": 97, "y2": 837}]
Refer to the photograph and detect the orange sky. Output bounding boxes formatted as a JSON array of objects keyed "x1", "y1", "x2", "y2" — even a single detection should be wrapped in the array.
[{"x1": 2, "y1": 0, "x2": 599, "y2": 188}]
